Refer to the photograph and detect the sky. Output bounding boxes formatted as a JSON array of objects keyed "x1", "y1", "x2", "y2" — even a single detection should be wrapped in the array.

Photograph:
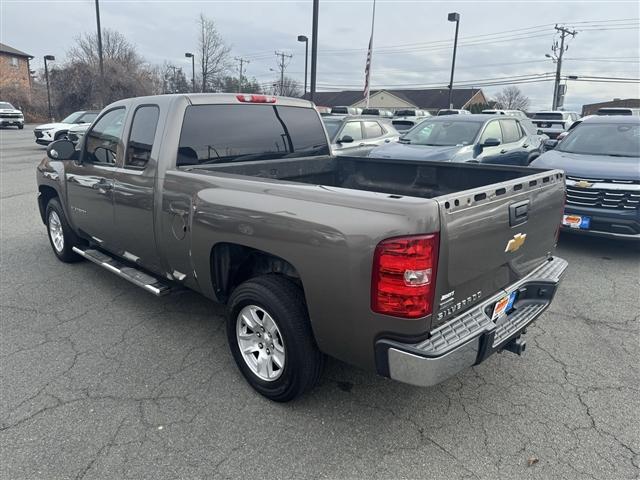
[{"x1": 2, "y1": 0, "x2": 639, "y2": 112}]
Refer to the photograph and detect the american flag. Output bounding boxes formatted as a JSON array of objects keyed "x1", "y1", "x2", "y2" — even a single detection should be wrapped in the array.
[{"x1": 364, "y1": 34, "x2": 373, "y2": 101}]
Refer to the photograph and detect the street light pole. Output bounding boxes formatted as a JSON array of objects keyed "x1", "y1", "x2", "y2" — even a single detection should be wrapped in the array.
[
  {"x1": 447, "y1": 12, "x2": 460, "y2": 110},
  {"x1": 185, "y1": 53, "x2": 195, "y2": 93},
  {"x1": 297, "y1": 35, "x2": 309, "y2": 96},
  {"x1": 44, "y1": 55, "x2": 55, "y2": 122},
  {"x1": 94, "y1": 0, "x2": 105, "y2": 106},
  {"x1": 309, "y1": 0, "x2": 319, "y2": 102}
]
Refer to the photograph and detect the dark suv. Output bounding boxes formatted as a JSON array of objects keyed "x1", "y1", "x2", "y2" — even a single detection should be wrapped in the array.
[{"x1": 531, "y1": 116, "x2": 640, "y2": 240}]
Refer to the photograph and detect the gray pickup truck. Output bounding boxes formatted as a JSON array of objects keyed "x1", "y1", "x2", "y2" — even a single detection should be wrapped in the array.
[{"x1": 37, "y1": 93, "x2": 568, "y2": 401}]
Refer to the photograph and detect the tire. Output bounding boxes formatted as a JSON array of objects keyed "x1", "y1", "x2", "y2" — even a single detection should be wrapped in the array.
[
  {"x1": 45, "y1": 198, "x2": 83, "y2": 263},
  {"x1": 226, "y1": 275, "x2": 325, "y2": 402},
  {"x1": 18, "y1": 124, "x2": 24, "y2": 130},
  {"x1": 54, "y1": 130, "x2": 68, "y2": 141}
]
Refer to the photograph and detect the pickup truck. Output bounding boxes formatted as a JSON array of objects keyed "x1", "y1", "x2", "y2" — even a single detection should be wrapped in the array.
[{"x1": 37, "y1": 93, "x2": 568, "y2": 402}]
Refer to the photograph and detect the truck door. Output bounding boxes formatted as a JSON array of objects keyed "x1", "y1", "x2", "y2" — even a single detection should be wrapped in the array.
[
  {"x1": 65, "y1": 107, "x2": 126, "y2": 248},
  {"x1": 110, "y1": 104, "x2": 163, "y2": 272}
]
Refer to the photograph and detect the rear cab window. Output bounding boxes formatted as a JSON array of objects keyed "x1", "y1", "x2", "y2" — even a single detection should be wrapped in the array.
[{"x1": 177, "y1": 104, "x2": 329, "y2": 166}]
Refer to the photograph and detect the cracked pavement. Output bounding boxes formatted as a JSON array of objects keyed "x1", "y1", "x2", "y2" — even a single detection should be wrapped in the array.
[{"x1": 1, "y1": 126, "x2": 639, "y2": 479}]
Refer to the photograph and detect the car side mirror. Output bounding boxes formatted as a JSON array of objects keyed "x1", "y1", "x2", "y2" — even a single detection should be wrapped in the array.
[
  {"x1": 47, "y1": 139, "x2": 77, "y2": 161},
  {"x1": 544, "y1": 139, "x2": 558, "y2": 150},
  {"x1": 338, "y1": 135, "x2": 354, "y2": 144},
  {"x1": 481, "y1": 137, "x2": 501, "y2": 147}
]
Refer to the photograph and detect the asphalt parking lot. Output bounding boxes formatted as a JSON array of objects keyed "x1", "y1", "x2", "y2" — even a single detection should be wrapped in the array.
[{"x1": 1, "y1": 125, "x2": 638, "y2": 480}]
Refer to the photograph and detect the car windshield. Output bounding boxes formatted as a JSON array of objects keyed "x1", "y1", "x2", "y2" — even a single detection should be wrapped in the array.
[
  {"x1": 322, "y1": 118, "x2": 343, "y2": 141},
  {"x1": 533, "y1": 112, "x2": 564, "y2": 120},
  {"x1": 61, "y1": 112, "x2": 84, "y2": 124},
  {"x1": 0, "y1": 102, "x2": 15, "y2": 109},
  {"x1": 558, "y1": 123, "x2": 640, "y2": 157},
  {"x1": 401, "y1": 120, "x2": 481, "y2": 146}
]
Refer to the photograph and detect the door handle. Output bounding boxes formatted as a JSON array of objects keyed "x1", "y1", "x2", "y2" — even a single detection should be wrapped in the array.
[
  {"x1": 358, "y1": 143, "x2": 365, "y2": 147},
  {"x1": 500, "y1": 149, "x2": 507, "y2": 154},
  {"x1": 169, "y1": 203, "x2": 189, "y2": 217},
  {"x1": 522, "y1": 144, "x2": 529, "y2": 148},
  {"x1": 92, "y1": 179, "x2": 113, "y2": 191}
]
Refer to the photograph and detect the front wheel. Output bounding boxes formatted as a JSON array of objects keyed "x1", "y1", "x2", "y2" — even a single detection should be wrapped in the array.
[
  {"x1": 226, "y1": 275, "x2": 324, "y2": 402},
  {"x1": 45, "y1": 198, "x2": 83, "y2": 263},
  {"x1": 18, "y1": 124, "x2": 24, "y2": 130}
]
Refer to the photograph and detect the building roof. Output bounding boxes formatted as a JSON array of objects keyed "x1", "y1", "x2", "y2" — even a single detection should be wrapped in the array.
[
  {"x1": 304, "y1": 88, "x2": 483, "y2": 110},
  {"x1": 581, "y1": 98, "x2": 640, "y2": 115},
  {"x1": 0, "y1": 43, "x2": 33, "y2": 59}
]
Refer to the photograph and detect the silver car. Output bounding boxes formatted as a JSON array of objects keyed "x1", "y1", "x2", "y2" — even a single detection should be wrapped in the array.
[{"x1": 322, "y1": 115, "x2": 399, "y2": 156}]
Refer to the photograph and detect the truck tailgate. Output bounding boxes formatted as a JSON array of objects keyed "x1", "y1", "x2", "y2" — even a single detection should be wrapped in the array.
[{"x1": 431, "y1": 169, "x2": 565, "y2": 329}]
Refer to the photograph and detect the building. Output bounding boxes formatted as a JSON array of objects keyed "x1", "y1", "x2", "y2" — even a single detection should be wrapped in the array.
[
  {"x1": 305, "y1": 88, "x2": 487, "y2": 113},
  {"x1": 581, "y1": 98, "x2": 640, "y2": 116},
  {"x1": 0, "y1": 43, "x2": 33, "y2": 98}
]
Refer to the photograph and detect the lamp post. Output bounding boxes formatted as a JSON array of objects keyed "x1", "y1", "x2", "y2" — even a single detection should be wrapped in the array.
[
  {"x1": 309, "y1": 0, "x2": 319, "y2": 102},
  {"x1": 297, "y1": 35, "x2": 309, "y2": 97},
  {"x1": 447, "y1": 12, "x2": 460, "y2": 109},
  {"x1": 94, "y1": 0, "x2": 105, "y2": 106},
  {"x1": 44, "y1": 55, "x2": 55, "y2": 121},
  {"x1": 185, "y1": 52, "x2": 195, "y2": 93}
]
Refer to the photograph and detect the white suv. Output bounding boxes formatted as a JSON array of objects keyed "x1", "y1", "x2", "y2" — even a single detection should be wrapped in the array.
[
  {"x1": 33, "y1": 110, "x2": 99, "y2": 145},
  {"x1": 0, "y1": 101, "x2": 24, "y2": 129},
  {"x1": 531, "y1": 111, "x2": 580, "y2": 139}
]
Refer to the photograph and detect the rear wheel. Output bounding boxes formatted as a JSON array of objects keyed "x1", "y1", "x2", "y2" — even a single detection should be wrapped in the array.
[
  {"x1": 226, "y1": 275, "x2": 324, "y2": 402},
  {"x1": 45, "y1": 198, "x2": 83, "y2": 263}
]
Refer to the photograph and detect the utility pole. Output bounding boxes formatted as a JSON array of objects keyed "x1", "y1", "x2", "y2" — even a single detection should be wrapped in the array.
[
  {"x1": 447, "y1": 12, "x2": 461, "y2": 110},
  {"x1": 310, "y1": 0, "x2": 319, "y2": 102},
  {"x1": 234, "y1": 57, "x2": 250, "y2": 93},
  {"x1": 274, "y1": 51, "x2": 293, "y2": 96},
  {"x1": 94, "y1": 0, "x2": 105, "y2": 107},
  {"x1": 44, "y1": 55, "x2": 55, "y2": 122},
  {"x1": 550, "y1": 25, "x2": 577, "y2": 110}
]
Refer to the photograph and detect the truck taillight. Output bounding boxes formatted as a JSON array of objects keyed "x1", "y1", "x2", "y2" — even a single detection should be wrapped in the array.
[
  {"x1": 371, "y1": 234, "x2": 439, "y2": 319},
  {"x1": 236, "y1": 94, "x2": 276, "y2": 103}
]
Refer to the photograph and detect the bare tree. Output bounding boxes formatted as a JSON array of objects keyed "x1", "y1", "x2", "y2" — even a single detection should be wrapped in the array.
[
  {"x1": 197, "y1": 13, "x2": 232, "y2": 92},
  {"x1": 494, "y1": 86, "x2": 530, "y2": 110},
  {"x1": 270, "y1": 76, "x2": 302, "y2": 97}
]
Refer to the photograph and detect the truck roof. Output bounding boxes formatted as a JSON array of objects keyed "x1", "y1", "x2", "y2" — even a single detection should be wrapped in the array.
[{"x1": 105, "y1": 93, "x2": 315, "y2": 109}]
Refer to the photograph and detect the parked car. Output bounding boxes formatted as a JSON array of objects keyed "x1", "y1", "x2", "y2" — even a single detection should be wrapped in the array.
[
  {"x1": 530, "y1": 111, "x2": 579, "y2": 139},
  {"x1": 596, "y1": 107, "x2": 640, "y2": 116},
  {"x1": 482, "y1": 109, "x2": 528, "y2": 119},
  {"x1": 322, "y1": 115, "x2": 399, "y2": 156},
  {"x1": 437, "y1": 109, "x2": 471, "y2": 116},
  {"x1": 37, "y1": 93, "x2": 567, "y2": 401},
  {"x1": 555, "y1": 115, "x2": 595, "y2": 142},
  {"x1": 361, "y1": 108, "x2": 394, "y2": 118},
  {"x1": 0, "y1": 101, "x2": 24, "y2": 129},
  {"x1": 67, "y1": 123, "x2": 91, "y2": 148},
  {"x1": 369, "y1": 114, "x2": 545, "y2": 166},
  {"x1": 531, "y1": 116, "x2": 640, "y2": 240},
  {"x1": 394, "y1": 109, "x2": 430, "y2": 117},
  {"x1": 34, "y1": 110, "x2": 99, "y2": 145},
  {"x1": 331, "y1": 106, "x2": 361, "y2": 115}
]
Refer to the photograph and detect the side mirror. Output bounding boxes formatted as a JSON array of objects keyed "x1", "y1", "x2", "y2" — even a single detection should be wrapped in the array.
[
  {"x1": 544, "y1": 139, "x2": 558, "y2": 150},
  {"x1": 481, "y1": 137, "x2": 501, "y2": 147},
  {"x1": 47, "y1": 139, "x2": 77, "y2": 161},
  {"x1": 338, "y1": 135, "x2": 354, "y2": 144}
]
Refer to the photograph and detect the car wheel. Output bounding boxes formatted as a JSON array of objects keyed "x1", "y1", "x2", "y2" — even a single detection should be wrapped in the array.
[
  {"x1": 54, "y1": 131, "x2": 68, "y2": 141},
  {"x1": 45, "y1": 198, "x2": 83, "y2": 263},
  {"x1": 18, "y1": 124, "x2": 24, "y2": 130},
  {"x1": 226, "y1": 275, "x2": 325, "y2": 402}
]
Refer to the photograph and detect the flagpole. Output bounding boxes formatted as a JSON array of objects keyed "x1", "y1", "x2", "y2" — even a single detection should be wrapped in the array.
[{"x1": 365, "y1": 0, "x2": 376, "y2": 107}]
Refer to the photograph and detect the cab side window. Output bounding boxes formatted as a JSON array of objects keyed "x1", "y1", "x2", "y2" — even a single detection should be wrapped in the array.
[
  {"x1": 480, "y1": 121, "x2": 502, "y2": 143},
  {"x1": 340, "y1": 121, "x2": 363, "y2": 141},
  {"x1": 84, "y1": 108, "x2": 126, "y2": 165},
  {"x1": 499, "y1": 119, "x2": 523, "y2": 144},
  {"x1": 125, "y1": 105, "x2": 160, "y2": 169},
  {"x1": 363, "y1": 121, "x2": 384, "y2": 139}
]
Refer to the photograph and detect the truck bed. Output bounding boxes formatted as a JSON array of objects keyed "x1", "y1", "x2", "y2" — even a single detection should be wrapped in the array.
[{"x1": 184, "y1": 155, "x2": 547, "y2": 200}]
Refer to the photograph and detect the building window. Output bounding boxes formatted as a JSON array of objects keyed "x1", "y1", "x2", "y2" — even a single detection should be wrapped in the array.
[{"x1": 10, "y1": 57, "x2": 19, "y2": 67}]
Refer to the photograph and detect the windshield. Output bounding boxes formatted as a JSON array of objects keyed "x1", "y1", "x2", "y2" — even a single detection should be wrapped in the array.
[
  {"x1": 533, "y1": 112, "x2": 564, "y2": 120},
  {"x1": 0, "y1": 102, "x2": 15, "y2": 109},
  {"x1": 61, "y1": 112, "x2": 84, "y2": 124},
  {"x1": 177, "y1": 104, "x2": 330, "y2": 165},
  {"x1": 322, "y1": 118, "x2": 343, "y2": 141},
  {"x1": 401, "y1": 120, "x2": 482, "y2": 146},
  {"x1": 558, "y1": 123, "x2": 640, "y2": 157}
]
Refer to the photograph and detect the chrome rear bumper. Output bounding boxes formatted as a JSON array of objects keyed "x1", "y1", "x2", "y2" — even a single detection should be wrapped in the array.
[{"x1": 376, "y1": 256, "x2": 568, "y2": 387}]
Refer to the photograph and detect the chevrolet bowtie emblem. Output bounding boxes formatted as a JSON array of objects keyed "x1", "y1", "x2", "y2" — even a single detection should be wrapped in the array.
[
  {"x1": 575, "y1": 180, "x2": 594, "y2": 188},
  {"x1": 505, "y1": 233, "x2": 527, "y2": 253}
]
